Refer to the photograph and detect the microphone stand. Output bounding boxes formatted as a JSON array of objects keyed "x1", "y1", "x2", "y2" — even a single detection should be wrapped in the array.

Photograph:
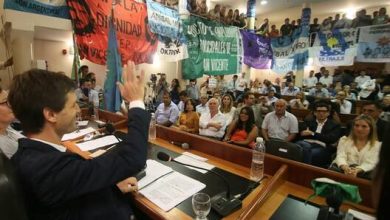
[{"x1": 170, "y1": 159, "x2": 242, "y2": 217}]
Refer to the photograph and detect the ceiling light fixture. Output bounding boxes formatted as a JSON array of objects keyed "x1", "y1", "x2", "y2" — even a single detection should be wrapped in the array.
[{"x1": 260, "y1": 0, "x2": 268, "y2": 5}]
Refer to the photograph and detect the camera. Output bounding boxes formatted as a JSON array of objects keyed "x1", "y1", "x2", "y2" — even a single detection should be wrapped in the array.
[{"x1": 150, "y1": 74, "x2": 157, "y2": 82}]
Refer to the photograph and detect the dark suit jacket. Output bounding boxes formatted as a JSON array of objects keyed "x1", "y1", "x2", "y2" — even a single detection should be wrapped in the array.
[
  {"x1": 11, "y1": 108, "x2": 150, "y2": 220},
  {"x1": 376, "y1": 118, "x2": 386, "y2": 142},
  {"x1": 300, "y1": 118, "x2": 341, "y2": 147}
]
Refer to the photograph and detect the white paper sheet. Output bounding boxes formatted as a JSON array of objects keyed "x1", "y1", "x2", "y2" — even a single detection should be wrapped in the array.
[
  {"x1": 138, "y1": 160, "x2": 173, "y2": 189},
  {"x1": 139, "y1": 171, "x2": 206, "y2": 211},
  {"x1": 174, "y1": 155, "x2": 214, "y2": 174},
  {"x1": 61, "y1": 127, "x2": 96, "y2": 141},
  {"x1": 182, "y1": 152, "x2": 208, "y2": 162},
  {"x1": 76, "y1": 135, "x2": 119, "y2": 151},
  {"x1": 76, "y1": 120, "x2": 89, "y2": 127}
]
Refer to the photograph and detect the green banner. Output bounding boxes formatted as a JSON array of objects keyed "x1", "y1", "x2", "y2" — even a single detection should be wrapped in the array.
[{"x1": 182, "y1": 16, "x2": 242, "y2": 79}]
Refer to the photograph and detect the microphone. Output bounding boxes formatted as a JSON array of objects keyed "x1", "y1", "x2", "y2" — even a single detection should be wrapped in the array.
[
  {"x1": 170, "y1": 141, "x2": 190, "y2": 150},
  {"x1": 114, "y1": 130, "x2": 127, "y2": 141},
  {"x1": 105, "y1": 123, "x2": 115, "y2": 135},
  {"x1": 156, "y1": 152, "x2": 242, "y2": 217}
]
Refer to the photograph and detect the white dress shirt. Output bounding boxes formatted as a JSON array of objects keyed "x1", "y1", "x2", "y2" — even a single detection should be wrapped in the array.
[
  {"x1": 199, "y1": 111, "x2": 226, "y2": 138},
  {"x1": 319, "y1": 76, "x2": 333, "y2": 87},
  {"x1": 333, "y1": 136, "x2": 381, "y2": 172}
]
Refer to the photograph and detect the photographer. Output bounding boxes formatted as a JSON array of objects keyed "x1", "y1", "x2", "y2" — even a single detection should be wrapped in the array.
[{"x1": 154, "y1": 73, "x2": 169, "y2": 106}]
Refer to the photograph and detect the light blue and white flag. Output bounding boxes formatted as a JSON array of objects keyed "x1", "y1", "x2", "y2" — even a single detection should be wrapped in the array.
[
  {"x1": 310, "y1": 28, "x2": 358, "y2": 66},
  {"x1": 4, "y1": 0, "x2": 69, "y2": 19},
  {"x1": 356, "y1": 24, "x2": 390, "y2": 63},
  {"x1": 146, "y1": 0, "x2": 184, "y2": 41},
  {"x1": 271, "y1": 8, "x2": 310, "y2": 73}
]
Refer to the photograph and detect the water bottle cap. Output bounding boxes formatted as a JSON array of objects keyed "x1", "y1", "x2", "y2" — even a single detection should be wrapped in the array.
[{"x1": 256, "y1": 137, "x2": 263, "y2": 143}]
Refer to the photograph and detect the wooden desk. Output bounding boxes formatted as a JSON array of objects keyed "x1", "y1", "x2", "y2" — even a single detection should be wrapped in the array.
[
  {"x1": 144, "y1": 125, "x2": 375, "y2": 219},
  {"x1": 131, "y1": 138, "x2": 271, "y2": 220}
]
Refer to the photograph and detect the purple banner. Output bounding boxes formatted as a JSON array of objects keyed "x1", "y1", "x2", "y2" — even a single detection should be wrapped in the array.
[{"x1": 241, "y1": 30, "x2": 272, "y2": 69}]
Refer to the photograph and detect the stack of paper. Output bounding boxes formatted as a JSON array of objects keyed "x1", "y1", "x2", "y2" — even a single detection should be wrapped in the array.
[
  {"x1": 174, "y1": 155, "x2": 214, "y2": 174},
  {"x1": 138, "y1": 160, "x2": 174, "y2": 189},
  {"x1": 61, "y1": 127, "x2": 96, "y2": 141},
  {"x1": 139, "y1": 159, "x2": 206, "y2": 211},
  {"x1": 76, "y1": 135, "x2": 119, "y2": 151}
]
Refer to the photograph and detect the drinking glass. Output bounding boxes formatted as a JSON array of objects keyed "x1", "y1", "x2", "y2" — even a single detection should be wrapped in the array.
[{"x1": 192, "y1": 192, "x2": 211, "y2": 220}]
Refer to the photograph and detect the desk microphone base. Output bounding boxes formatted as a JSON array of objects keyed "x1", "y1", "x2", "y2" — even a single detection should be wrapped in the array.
[{"x1": 211, "y1": 192, "x2": 242, "y2": 217}]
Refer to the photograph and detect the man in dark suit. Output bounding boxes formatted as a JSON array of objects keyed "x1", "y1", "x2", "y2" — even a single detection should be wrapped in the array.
[
  {"x1": 361, "y1": 101, "x2": 386, "y2": 142},
  {"x1": 345, "y1": 101, "x2": 386, "y2": 141},
  {"x1": 296, "y1": 102, "x2": 341, "y2": 167},
  {"x1": 8, "y1": 62, "x2": 150, "y2": 220}
]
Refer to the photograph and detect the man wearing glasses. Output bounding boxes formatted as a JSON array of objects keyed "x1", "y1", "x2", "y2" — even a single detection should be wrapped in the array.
[
  {"x1": 295, "y1": 102, "x2": 341, "y2": 167},
  {"x1": 0, "y1": 88, "x2": 24, "y2": 158}
]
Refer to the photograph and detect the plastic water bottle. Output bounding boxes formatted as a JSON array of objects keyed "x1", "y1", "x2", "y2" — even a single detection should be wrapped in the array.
[
  {"x1": 149, "y1": 113, "x2": 156, "y2": 140},
  {"x1": 250, "y1": 137, "x2": 265, "y2": 181}
]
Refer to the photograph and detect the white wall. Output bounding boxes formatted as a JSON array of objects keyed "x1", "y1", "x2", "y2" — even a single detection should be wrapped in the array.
[{"x1": 34, "y1": 39, "x2": 73, "y2": 74}]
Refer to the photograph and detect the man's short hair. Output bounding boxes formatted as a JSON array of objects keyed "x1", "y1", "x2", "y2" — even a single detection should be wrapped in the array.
[
  {"x1": 243, "y1": 92, "x2": 254, "y2": 100},
  {"x1": 314, "y1": 101, "x2": 330, "y2": 111},
  {"x1": 363, "y1": 101, "x2": 382, "y2": 110},
  {"x1": 179, "y1": 91, "x2": 188, "y2": 97},
  {"x1": 8, "y1": 69, "x2": 76, "y2": 134}
]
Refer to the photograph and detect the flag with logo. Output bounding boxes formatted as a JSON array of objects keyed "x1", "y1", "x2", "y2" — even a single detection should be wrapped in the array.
[
  {"x1": 182, "y1": 16, "x2": 242, "y2": 79},
  {"x1": 310, "y1": 28, "x2": 358, "y2": 66},
  {"x1": 104, "y1": 17, "x2": 122, "y2": 112},
  {"x1": 240, "y1": 30, "x2": 272, "y2": 69},
  {"x1": 156, "y1": 37, "x2": 188, "y2": 62},
  {"x1": 66, "y1": 0, "x2": 157, "y2": 65},
  {"x1": 356, "y1": 24, "x2": 390, "y2": 63}
]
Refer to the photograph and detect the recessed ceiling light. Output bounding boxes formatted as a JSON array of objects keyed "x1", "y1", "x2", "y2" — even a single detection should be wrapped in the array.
[{"x1": 260, "y1": 0, "x2": 268, "y2": 5}]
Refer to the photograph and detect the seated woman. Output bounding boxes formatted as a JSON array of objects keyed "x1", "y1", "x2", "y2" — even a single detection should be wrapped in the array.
[
  {"x1": 223, "y1": 107, "x2": 258, "y2": 149},
  {"x1": 289, "y1": 91, "x2": 309, "y2": 109},
  {"x1": 330, "y1": 114, "x2": 381, "y2": 179},
  {"x1": 0, "y1": 89, "x2": 24, "y2": 158},
  {"x1": 175, "y1": 99, "x2": 199, "y2": 134},
  {"x1": 220, "y1": 94, "x2": 236, "y2": 126}
]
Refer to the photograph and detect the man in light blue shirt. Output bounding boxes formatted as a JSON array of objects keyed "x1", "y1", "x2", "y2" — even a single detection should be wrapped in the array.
[
  {"x1": 309, "y1": 82, "x2": 329, "y2": 98},
  {"x1": 155, "y1": 92, "x2": 179, "y2": 127}
]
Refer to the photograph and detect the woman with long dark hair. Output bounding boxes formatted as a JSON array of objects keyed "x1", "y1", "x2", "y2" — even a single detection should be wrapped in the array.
[{"x1": 223, "y1": 106, "x2": 258, "y2": 148}]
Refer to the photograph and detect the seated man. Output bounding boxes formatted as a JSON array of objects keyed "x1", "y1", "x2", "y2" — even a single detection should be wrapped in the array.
[
  {"x1": 75, "y1": 78, "x2": 91, "y2": 105},
  {"x1": 195, "y1": 94, "x2": 209, "y2": 115},
  {"x1": 332, "y1": 91, "x2": 352, "y2": 114},
  {"x1": 8, "y1": 64, "x2": 149, "y2": 220},
  {"x1": 265, "y1": 90, "x2": 279, "y2": 106},
  {"x1": 155, "y1": 92, "x2": 180, "y2": 127},
  {"x1": 199, "y1": 98, "x2": 226, "y2": 139},
  {"x1": 177, "y1": 91, "x2": 188, "y2": 112},
  {"x1": 262, "y1": 99, "x2": 298, "y2": 142},
  {"x1": 296, "y1": 102, "x2": 341, "y2": 167},
  {"x1": 0, "y1": 88, "x2": 24, "y2": 158},
  {"x1": 309, "y1": 82, "x2": 329, "y2": 98},
  {"x1": 281, "y1": 82, "x2": 300, "y2": 96}
]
